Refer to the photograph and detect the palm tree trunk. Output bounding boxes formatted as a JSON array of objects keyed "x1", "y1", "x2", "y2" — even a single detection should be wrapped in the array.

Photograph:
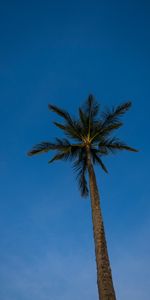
[{"x1": 87, "y1": 148, "x2": 116, "y2": 300}]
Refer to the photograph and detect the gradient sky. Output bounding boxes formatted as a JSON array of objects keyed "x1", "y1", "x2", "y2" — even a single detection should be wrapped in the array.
[{"x1": 0, "y1": 0, "x2": 150, "y2": 299}]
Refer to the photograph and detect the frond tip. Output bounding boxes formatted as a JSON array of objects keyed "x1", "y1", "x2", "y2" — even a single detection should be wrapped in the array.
[
  {"x1": 91, "y1": 148, "x2": 108, "y2": 173},
  {"x1": 27, "y1": 142, "x2": 55, "y2": 156},
  {"x1": 48, "y1": 104, "x2": 71, "y2": 122}
]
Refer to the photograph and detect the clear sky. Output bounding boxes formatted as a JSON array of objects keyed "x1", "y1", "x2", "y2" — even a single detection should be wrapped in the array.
[{"x1": 0, "y1": 0, "x2": 149, "y2": 299}]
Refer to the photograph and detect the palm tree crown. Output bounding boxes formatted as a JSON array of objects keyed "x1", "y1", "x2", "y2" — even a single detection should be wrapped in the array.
[{"x1": 28, "y1": 95, "x2": 137, "y2": 197}]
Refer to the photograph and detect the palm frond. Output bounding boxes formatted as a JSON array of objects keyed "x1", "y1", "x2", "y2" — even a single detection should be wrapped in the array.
[
  {"x1": 53, "y1": 122, "x2": 66, "y2": 130},
  {"x1": 102, "y1": 101, "x2": 132, "y2": 127},
  {"x1": 54, "y1": 122, "x2": 82, "y2": 141},
  {"x1": 108, "y1": 143, "x2": 138, "y2": 152},
  {"x1": 93, "y1": 147, "x2": 109, "y2": 156},
  {"x1": 48, "y1": 152, "x2": 70, "y2": 163},
  {"x1": 49, "y1": 104, "x2": 83, "y2": 141},
  {"x1": 114, "y1": 101, "x2": 132, "y2": 115},
  {"x1": 48, "y1": 140, "x2": 83, "y2": 163},
  {"x1": 48, "y1": 104, "x2": 72, "y2": 123},
  {"x1": 64, "y1": 121, "x2": 84, "y2": 141},
  {"x1": 69, "y1": 144, "x2": 84, "y2": 159},
  {"x1": 91, "y1": 149, "x2": 108, "y2": 173},
  {"x1": 27, "y1": 142, "x2": 55, "y2": 156},
  {"x1": 78, "y1": 167, "x2": 89, "y2": 197},
  {"x1": 85, "y1": 95, "x2": 100, "y2": 138},
  {"x1": 85, "y1": 94, "x2": 99, "y2": 118},
  {"x1": 79, "y1": 108, "x2": 88, "y2": 129},
  {"x1": 55, "y1": 137, "x2": 70, "y2": 146},
  {"x1": 91, "y1": 122, "x2": 123, "y2": 143},
  {"x1": 99, "y1": 137, "x2": 138, "y2": 154},
  {"x1": 73, "y1": 150, "x2": 89, "y2": 197},
  {"x1": 101, "y1": 122, "x2": 123, "y2": 135}
]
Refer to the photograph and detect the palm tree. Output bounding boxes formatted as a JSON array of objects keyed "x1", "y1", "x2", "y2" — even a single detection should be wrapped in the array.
[{"x1": 28, "y1": 95, "x2": 137, "y2": 300}]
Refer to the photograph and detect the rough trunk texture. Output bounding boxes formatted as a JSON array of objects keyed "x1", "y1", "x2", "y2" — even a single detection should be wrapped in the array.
[{"x1": 87, "y1": 149, "x2": 116, "y2": 300}]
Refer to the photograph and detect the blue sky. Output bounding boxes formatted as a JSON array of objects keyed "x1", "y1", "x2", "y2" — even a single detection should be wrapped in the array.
[{"x1": 0, "y1": 0, "x2": 150, "y2": 299}]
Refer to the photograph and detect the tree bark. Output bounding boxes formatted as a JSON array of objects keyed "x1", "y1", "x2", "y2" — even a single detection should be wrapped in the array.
[{"x1": 87, "y1": 149, "x2": 116, "y2": 300}]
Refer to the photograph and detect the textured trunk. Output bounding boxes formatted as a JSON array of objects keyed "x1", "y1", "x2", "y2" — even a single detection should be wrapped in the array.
[{"x1": 87, "y1": 148, "x2": 116, "y2": 300}]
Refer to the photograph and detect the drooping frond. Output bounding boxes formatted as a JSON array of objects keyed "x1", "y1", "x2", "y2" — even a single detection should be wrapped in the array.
[
  {"x1": 48, "y1": 152, "x2": 70, "y2": 163},
  {"x1": 77, "y1": 163, "x2": 88, "y2": 197},
  {"x1": 73, "y1": 149, "x2": 89, "y2": 197},
  {"x1": 27, "y1": 142, "x2": 56, "y2": 156},
  {"x1": 91, "y1": 149, "x2": 108, "y2": 173}
]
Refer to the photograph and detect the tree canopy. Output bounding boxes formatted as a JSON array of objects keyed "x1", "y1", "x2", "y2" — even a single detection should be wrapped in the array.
[{"x1": 28, "y1": 95, "x2": 137, "y2": 197}]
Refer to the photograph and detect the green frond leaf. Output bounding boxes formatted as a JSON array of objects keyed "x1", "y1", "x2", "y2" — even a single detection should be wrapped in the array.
[
  {"x1": 48, "y1": 104, "x2": 72, "y2": 123},
  {"x1": 27, "y1": 142, "x2": 55, "y2": 156},
  {"x1": 91, "y1": 149, "x2": 108, "y2": 173},
  {"x1": 114, "y1": 101, "x2": 132, "y2": 115},
  {"x1": 99, "y1": 137, "x2": 138, "y2": 154},
  {"x1": 55, "y1": 137, "x2": 70, "y2": 145},
  {"x1": 102, "y1": 101, "x2": 132, "y2": 127},
  {"x1": 53, "y1": 122, "x2": 66, "y2": 130},
  {"x1": 69, "y1": 144, "x2": 83, "y2": 160},
  {"x1": 78, "y1": 170, "x2": 89, "y2": 197},
  {"x1": 91, "y1": 122, "x2": 123, "y2": 143},
  {"x1": 83, "y1": 95, "x2": 100, "y2": 138},
  {"x1": 48, "y1": 140, "x2": 84, "y2": 163},
  {"x1": 49, "y1": 104, "x2": 83, "y2": 141},
  {"x1": 85, "y1": 94, "x2": 99, "y2": 117},
  {"x1": 101, "y1": 122, "x2": 123, "y2": 135},
  {"x1": 73, "y1": 150, "x2": 89, "y2": 197},
  {"x1": 94, "y1": 147, "x2": 109, "y2": 156},
  {"x1": 48, "y1": 152, "x2": 70, "y2": 163},
  {"x1": 108, "y1": 143, "x2": 138, "y2": 152},
  {"x1": 64, "y1": 122, "x2": 83, "y2": 141},
  {"x1": 79, "y1": 108, "x2": 88, "y2": 128},
  {"x1": 96, "y1": 156, "x2": 108, "y2": 173}
]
